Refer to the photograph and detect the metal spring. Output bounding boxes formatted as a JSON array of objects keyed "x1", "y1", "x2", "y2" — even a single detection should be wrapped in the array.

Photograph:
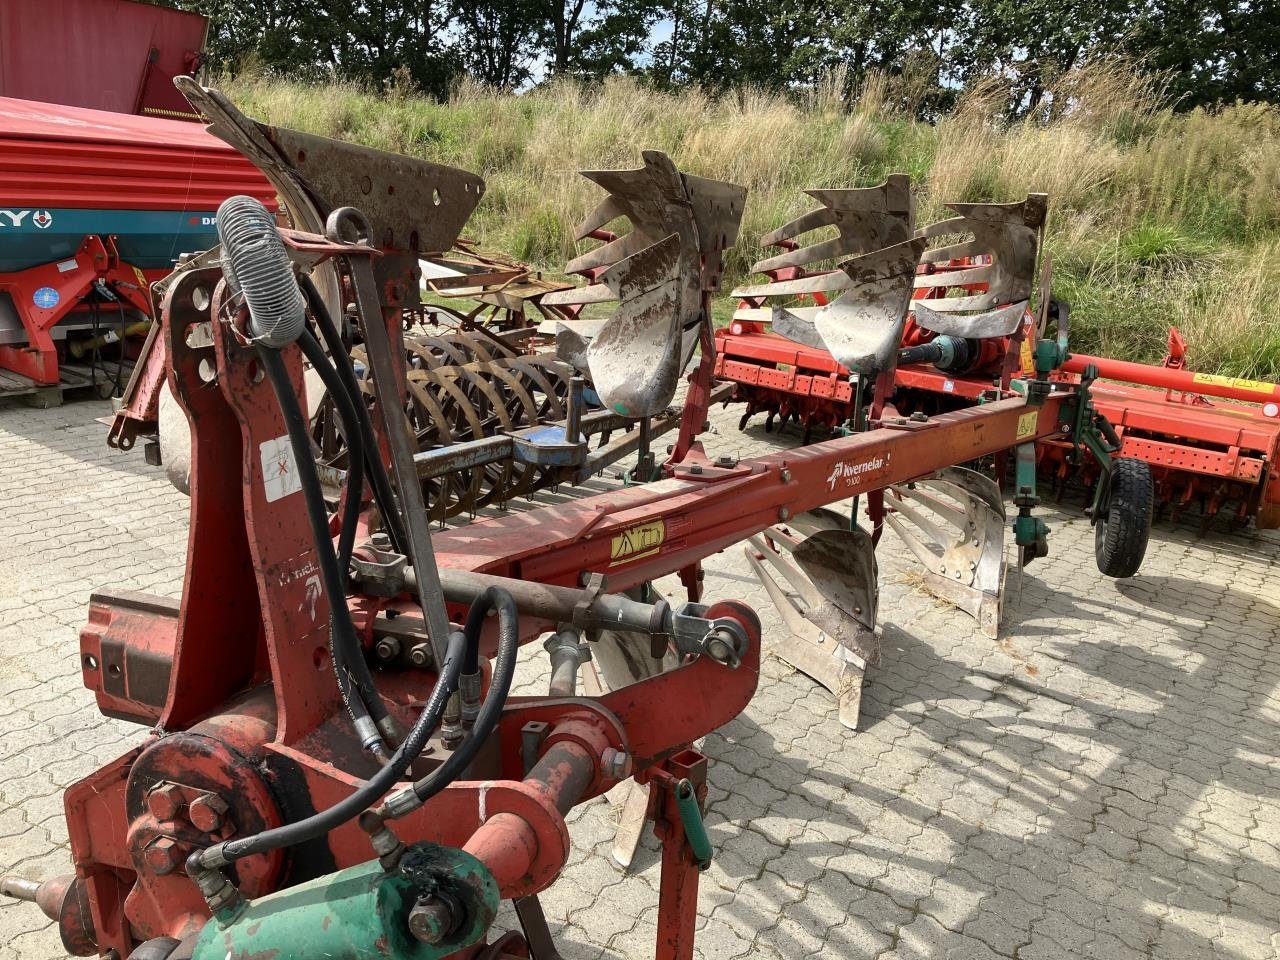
[{"x1": 216, "y1": 195, "x2": 307, "y2": 348}]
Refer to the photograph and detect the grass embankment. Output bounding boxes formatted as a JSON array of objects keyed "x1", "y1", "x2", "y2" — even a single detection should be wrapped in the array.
[{"x1": 218, "y1": 64, "x2": 1280, "y2": 379}]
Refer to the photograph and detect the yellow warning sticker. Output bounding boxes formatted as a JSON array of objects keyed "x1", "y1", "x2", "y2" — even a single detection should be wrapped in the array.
[
  {"x1": 1192, "y1": 372, "x2": 1273, "y2": 395},
  {"x1": 1016, "y1": 410, "x2": 1039, "y2": 440},
  {"x1": 610, "y1": 521, "x2": 665, "y2": 565},
  {"x1": 133, "y1": 266, "x2": 148, "y2": 288},
  {"x1": 1019, "y1": 327, "x2": 1035, "y2": 377}
]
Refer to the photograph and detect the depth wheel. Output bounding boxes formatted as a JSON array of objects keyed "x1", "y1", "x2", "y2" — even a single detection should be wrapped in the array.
[{"x1": 1095, "y1": 457, "x2": 1153, "y2": 578}]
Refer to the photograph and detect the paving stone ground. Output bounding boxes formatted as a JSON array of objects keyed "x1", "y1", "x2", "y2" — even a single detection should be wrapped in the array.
[{"x1": 1, "y1": 394, "x2": 1278, "y2": 959}]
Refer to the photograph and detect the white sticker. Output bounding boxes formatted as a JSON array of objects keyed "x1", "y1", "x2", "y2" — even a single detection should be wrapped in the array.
[
  {"x1": 943, "y1": 379, "x2": 955, "y2": 393},
  {"x1": 56, "y1": 258, "x2": 79, "y2": 273},
  {"x1": 259, "y1": 435, "x2": 302, "y2": 502}
]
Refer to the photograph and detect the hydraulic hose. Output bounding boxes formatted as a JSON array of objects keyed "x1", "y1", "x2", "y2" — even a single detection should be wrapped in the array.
[
  {"x1": 299, "y1": 272, "x2": 409, "y2": 554},
  {"x1": 200, "y1": 629, "x2": 467, "y2": 866},
  {"x1": 297, "y1": 329, "x2": 363, "y2": 578},
  {"x1": 259, "y1": 348, "x2": 393, "y2": 755},
  {"x1": 383, "y1": 586, "x2": 520, "y2": 818}
]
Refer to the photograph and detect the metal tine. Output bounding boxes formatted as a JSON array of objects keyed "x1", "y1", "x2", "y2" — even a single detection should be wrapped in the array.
[
  {"x1": 750, "y1": 530, "x2": 827, "y2": 609},
  {"x1": 885, "y1": 498, "x2": 953, "y2": 557},
  {"x1": 752, "y1": 177, "x2": 914, "y2": 274},
  {"x1": 892, "y1": 483, "x2": 969, "y2": 529},
  {"x1": 910, "y1": 194, "x2": 1048, "y2": 340}
]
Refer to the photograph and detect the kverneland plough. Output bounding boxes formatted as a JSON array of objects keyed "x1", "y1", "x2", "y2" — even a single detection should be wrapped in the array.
[
  {"x1": 716, "y1": 181, "x2": 1280, "y2": 529},
  {"x1": 2, "y1": 84, "x2": 1152, "y2": 960}
]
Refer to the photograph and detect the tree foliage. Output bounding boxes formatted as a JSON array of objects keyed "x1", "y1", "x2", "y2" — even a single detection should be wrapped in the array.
[{"x1": 169, "y1": 0, "x2": 1276, "y2": 111}]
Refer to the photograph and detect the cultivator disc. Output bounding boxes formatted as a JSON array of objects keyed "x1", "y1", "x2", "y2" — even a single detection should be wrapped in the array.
[
  {"x1": 884, "y1": 467, "x2": 1007, "y2": 639},
  {"x1": 911, "y1": 195, "x2": 1048, "y2": 338},
  {"x1": 746, "y1": 510, "x2": 879, "y2": 729},
  {"x1": 544, "y1": 151, "x2": 745, "y2": 417}
]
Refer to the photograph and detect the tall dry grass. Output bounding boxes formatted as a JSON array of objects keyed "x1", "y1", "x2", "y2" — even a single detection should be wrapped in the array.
[{"x1": 217, "y1": 61, "x2": 1280, "y2": 377}]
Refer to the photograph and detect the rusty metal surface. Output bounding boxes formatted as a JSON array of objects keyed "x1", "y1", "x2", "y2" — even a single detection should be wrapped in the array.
[
  {"x1": 543, "y1": 151, "x2": 745, "y2": 418},
  {"x1": 800, "y1": 237, "x2": 928, "y2": 378},
  {"x1": 738, "y1": 175, "x2": 914, "y2": 291},
  {"x1": 911, "y1": 194, "x2": 1047, "y2": 338},
  {"x1": 176, "y1": 79, "x2": 484, "y2": 256}
]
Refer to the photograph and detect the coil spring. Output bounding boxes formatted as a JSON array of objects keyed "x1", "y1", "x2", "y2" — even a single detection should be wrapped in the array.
[{"x1": 216, "y1": 195, "x2": 307, "y2": 348}]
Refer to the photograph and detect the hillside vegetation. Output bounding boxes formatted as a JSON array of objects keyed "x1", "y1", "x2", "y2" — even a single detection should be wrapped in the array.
[{"x1": 219, "y1": 63, "x2": 1280, "y2": 379}]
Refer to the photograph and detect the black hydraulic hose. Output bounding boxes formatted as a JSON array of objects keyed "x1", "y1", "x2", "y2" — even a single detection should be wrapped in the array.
[
  {"x1": 406, "y1": 587, "x2": 519, "y2": 807},
  {"x1": 203, "y1": 629, "x2": 467, "y2": 866},
  {"x1": 297, "y1": 329, "x2": 363, "y2": 579},
  {"x1": 299, "y1": 272, "x2": 409, "y2": 554},
  {"x1": 259, "y1": 347, "x2": 392, "y2": 752}
]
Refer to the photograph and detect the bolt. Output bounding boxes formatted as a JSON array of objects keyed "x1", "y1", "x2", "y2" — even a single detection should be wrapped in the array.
[
  {"x1": 408, "y1": 896, "x2": 456, "y2": 945},
  {"x1": 370, "y1": 532, "x2": 392, "y2": 551},
  {"x1": 408, "y1": 643, "x2": 432, "y2": 668},
  {"x1": 601, "y1": 747, "x2": 633, "y2": 781},
  {"x1": 689, "y1": 464, "x2": 703, "y2": 475},
  {"x1": 188, "y1": 795, "x2": 230, "y2": 834},
  {"x1": 146, "y1": 783, "x2": 183, "y2": 821},
  {"x1": 780, "y1": 468, "x2": 792, "y2": 483},
  {"x1": 375, "y1": 635, "x2": 402, "y2": 661},
  {"x1": 910, "y1": 411, "x2": 928, "y2": 422},
  {"x1": 144, "y1": 837, "x2": 182, "y2": 876},
  {"x1": 716, "y1": 455, "x2": 736, "y2": 468},
  {"x1": 703, "y1": 628, "x2": 742, "y2": 669},
  {"x1": 779, "y1": 507, "x2": 790, "y2": 520}
]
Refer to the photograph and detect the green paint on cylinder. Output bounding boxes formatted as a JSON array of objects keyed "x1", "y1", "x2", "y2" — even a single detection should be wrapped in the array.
[{"x1": 190, "y1": 844, "x2": 499, "y2": 960}]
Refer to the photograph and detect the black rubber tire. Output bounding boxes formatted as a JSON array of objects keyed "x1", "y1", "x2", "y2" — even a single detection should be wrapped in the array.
[
  {"x1": 128, "y1": 938, "x2": 181, "y2": 960},
  {"x1": 1095, "y1": 457, "x2": 1153, "y2": 578}
]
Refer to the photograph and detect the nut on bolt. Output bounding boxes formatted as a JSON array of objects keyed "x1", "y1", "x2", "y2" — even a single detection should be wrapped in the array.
[
  {"x1": 408, "y1": 895, "x2": 458, "y2": 944},
  {"x1": 188, "y1": 794, "x2": 230, "y2": 833},
  {"x1": 375, "y1": 635, "x2": 402, "y2": 661},
  {"x1": 601, "y1": 747, "x2": 633, "y2": 781}
]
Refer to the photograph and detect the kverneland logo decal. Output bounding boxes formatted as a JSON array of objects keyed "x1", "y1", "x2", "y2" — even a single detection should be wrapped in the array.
[{"x1": 826, "y1": 453, "x2": 890, "y2": 491}]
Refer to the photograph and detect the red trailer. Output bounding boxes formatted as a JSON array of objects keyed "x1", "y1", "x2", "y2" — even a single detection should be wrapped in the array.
[{"x1": 0, "y1": 0, "x2": 208, "y2": 119}]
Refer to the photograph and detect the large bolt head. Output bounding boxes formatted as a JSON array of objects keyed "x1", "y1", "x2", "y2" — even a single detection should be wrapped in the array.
[
  {"x1": 188, "y1": 795, "x2": 230, "y2": 833},
  {"x1": 146, "y1": 783, "x2": 183, "y2": 821},
  {"x1": 143, "y1": 837, "x2": 182, "y2": 876},
  {"x1": 408, "y1": 896, "x2": 455, "y2": 944}
]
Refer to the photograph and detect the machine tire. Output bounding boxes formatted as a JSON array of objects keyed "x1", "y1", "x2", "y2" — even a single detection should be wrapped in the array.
[
  {"x1": 1095, "y1": 457, "x2": 1152, "y2": 578},
  {"x1": 127, "y1": 938, "x2": 181, "y2": 960}
]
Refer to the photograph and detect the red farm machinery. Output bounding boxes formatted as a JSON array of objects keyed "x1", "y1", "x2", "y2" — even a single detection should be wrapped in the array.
[
  {"x1": 0, "y1": 0, "x2": 280, "y2": 403},
  {"x1": 714, "y1": 181, "x2": 1280, "y2": 530},
  {"x1": 0, "y1": 83, "x2": 1155, "y2": 960}
]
